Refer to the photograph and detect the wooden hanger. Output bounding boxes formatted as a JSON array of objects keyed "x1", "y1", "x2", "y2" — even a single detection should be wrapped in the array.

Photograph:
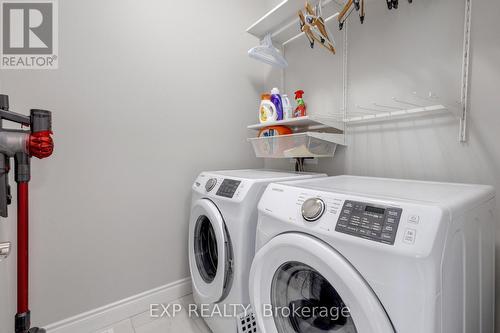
[
  {"x1": 298, "y1": 10, "x2": 316, "y2": 48},
  {"x1": 298, "y1": 1, "x2": 336, "y2": 54},
  {"x1": 359, "y1": 0, "x2": 365, "y2": 23},
  {"x1": 338, "y1": 0, "x2": 353, "y2": 30},
  {"x1": 338, "y1": 0, "x2": 365, "y2": 30}
]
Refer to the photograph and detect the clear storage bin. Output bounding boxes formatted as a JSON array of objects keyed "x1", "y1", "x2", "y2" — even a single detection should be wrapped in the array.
[{"x1": 248, "y1": 132, "x2": 342, "y2": 158}]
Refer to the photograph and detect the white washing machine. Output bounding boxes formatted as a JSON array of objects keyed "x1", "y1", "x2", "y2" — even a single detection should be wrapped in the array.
[
  {"x1": 249, "y1": 175, "x2": 495, "y2": 333},
  {"x1": 189, "y1": 169, "x2": 326, "y2": 333}
]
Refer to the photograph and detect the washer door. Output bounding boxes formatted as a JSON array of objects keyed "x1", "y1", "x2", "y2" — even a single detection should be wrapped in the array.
[
  {"x1": 250, "y1": 233, "x2": 394, "y2": 333},
  {"x1": 189, "y1": 199, "x2": 232, "y2": 304}
]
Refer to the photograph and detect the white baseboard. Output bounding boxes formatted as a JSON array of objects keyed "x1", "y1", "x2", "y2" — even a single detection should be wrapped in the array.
[{"x1": 45, "y1": 277, "x2": 192, "y2": 333}]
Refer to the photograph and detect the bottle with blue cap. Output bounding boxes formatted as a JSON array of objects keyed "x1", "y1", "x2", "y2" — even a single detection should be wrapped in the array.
[{"x1": 270, "y1": 87, "x2": 284, "y2": 121}]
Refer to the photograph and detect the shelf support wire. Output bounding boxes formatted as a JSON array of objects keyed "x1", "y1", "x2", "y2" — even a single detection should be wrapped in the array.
[
  {"x1": 355, "y1": 105, "x2": 390, "y2": 114},
  {"x1": 372, "y1": 103, "x2": 405, "y2": 110},
  {"x1": 391, "y1": 97, "x2": 424, "y2": 108},
  {"x1": 460, "y1": 0, "x2": 472, "y2": 142},
  {"x1": 341, "y1": 20, "x2": 348, "y2": 143}
]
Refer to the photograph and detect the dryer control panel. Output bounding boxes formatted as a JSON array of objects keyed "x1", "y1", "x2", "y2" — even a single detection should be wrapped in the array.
[
  {"x1": 336, "y1": 201, "x2": 402, "y2": 245},
  {"x1": 216, "y1": 179, "x2": 241, "y2": 198},
  {"x1": 193, "y1": 173, "x2": 249, "y2": 201}
]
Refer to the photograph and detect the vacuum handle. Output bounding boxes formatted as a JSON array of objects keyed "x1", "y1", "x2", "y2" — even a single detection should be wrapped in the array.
[{"x1": 0, "y1": 110, "x2": 30, "y2": 126}]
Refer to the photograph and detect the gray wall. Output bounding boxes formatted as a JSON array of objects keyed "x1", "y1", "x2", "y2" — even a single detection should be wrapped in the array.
[
  {"x1": 267, "y1": 0, "x2": 500, "y2": 329},
  {"x1": 1, "y1": 0, "x2": 498, "y2": 329},
  {"x1": 0, "y1": 0, "x2": 269, "y2": 327}
]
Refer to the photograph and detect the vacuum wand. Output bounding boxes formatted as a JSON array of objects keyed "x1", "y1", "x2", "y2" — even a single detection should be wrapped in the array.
[
  {"x1": 0, "y1": 94, "x2": 54, "y2": 333},
  {"x1": 15, "y1": 154, "x2": 31, "y2": 331}
]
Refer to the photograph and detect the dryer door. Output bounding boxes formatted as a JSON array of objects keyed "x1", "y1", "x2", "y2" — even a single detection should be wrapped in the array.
[
  {"x1": 250, "y1": 233, "x2": 394, "y2": 333},
  {"x1": 189, "y1": 199, "x2": 232, "y2": 304}
]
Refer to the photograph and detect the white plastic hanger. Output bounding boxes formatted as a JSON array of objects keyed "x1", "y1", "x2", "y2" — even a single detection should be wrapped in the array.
[{"x1": 248, "y1": 34, "x2": 288, "y2": 69}]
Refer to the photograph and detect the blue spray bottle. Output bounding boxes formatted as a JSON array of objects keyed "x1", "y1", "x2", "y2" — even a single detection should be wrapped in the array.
[{"x1": 270, "y1": 87, "x2": 284, "y2": 120}]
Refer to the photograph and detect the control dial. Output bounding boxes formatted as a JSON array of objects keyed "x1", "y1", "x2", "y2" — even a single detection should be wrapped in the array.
[
  {"x1": 302, "y1": 198, "x2": 326, "y2": 222},
  {"x1": 205, "y1": 178, "x2": 217, "y2": 192}
]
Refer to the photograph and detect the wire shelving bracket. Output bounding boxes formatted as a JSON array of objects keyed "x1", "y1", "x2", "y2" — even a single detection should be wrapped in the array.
[
  {"x1": 247, "y1": 0, "x2": 472, "y2": 144},
  {"x1": 459, "y1": 0, "x2": 472, "y2": 143}
]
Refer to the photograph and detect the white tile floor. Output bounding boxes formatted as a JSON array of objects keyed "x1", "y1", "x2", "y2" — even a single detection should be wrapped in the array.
[{"x1": 95, "y1": 294, "x2": 212, "y2": 333}]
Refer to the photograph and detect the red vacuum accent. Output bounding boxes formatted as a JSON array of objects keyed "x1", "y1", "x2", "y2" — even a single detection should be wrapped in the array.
[
  {"x1": 0, "y1": 99, "x2": 54, "y2": 332},
  {"x1": 16, "y1": 131, "x2": 53, "y2": 331},
  {"x1": 17, "y1": 182, "x2": 29, "y2": 314},
  {"x1": 28, "y1": 131, "x2": 54, "y2": 159}
]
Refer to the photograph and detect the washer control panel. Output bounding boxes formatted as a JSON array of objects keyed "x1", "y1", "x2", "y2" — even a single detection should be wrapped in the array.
[
  {"x1": 336, "y1": 200, "x2": 402, "y2": 245},
  {"x1": 216, "y1": 179, "x2": 241, "y2": 198}
]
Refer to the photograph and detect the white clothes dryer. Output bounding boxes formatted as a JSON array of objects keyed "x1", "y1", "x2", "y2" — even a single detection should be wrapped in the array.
[{"x1": 189, "y1": 169, "x2": 326, "y2": 333}]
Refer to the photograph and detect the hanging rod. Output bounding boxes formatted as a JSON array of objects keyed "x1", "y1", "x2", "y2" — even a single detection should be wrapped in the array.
[{"x1": 345, "y1": 105, "x2": 449, "y2": 123}]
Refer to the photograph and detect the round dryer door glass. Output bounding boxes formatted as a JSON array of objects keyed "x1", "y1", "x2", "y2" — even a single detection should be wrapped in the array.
[
  {"x1": 271, "y1": 262, "x2": 357, "y2": 333},
  {"x1": 194, "y1": 215, "x2": 219, "y2": 283}
]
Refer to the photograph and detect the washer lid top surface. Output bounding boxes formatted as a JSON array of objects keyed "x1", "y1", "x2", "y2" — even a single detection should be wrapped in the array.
[{"x1": 280, "y1": 175, "x2": 494, "y2": 216}]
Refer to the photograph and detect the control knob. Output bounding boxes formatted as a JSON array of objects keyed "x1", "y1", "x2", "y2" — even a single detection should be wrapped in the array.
[
  {"x1": 205, "y1": 178, "x2": 217, "y2": 192},
  {"x1": 302, "y1": 198, "x2": 326, "y2": 222}
]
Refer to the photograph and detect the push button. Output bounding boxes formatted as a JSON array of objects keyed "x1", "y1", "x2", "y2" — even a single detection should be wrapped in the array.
[
  {"x1": 358, "y1": 228, "x2": 369, "y2": 235},
  {"x1": 383, "y1": 225, "x2": 394, "y2": 232},
  {"x1": 408, "y1": 215, "x2": 420, "y2": 224},
  {"x1": 403, "y1": 229, "x2": 416, "y2": 244},
  {"x1": 347, "y1": 226, "x2": 358, "y2": 233},
  {"x1": 381, "y1": 233, "x2": 393, "y2": 241}
]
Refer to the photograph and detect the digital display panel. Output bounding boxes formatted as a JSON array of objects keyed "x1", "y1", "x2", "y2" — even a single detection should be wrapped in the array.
[{"x1": 365, "y1": 206, "x2": 385, "y2": 215}]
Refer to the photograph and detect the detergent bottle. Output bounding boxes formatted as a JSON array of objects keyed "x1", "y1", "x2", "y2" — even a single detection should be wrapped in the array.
[
  {"x1": 293, "y1": 90, "x2": 307, "y2": 118},
  {"x1": 259, "y1": 93, "x2": 278, "y2": 123},
  {"x1": 282, "y1": 94, "x2": 293, "y2": 119},
  {"x1": 270, "y1": 88, "x2": 284, "y2": 120}
]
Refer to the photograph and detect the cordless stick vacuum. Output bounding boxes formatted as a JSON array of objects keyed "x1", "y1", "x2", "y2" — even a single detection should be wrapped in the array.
[{"x1": 0, "y1": 94, "x2": 54, "y2": 333}]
